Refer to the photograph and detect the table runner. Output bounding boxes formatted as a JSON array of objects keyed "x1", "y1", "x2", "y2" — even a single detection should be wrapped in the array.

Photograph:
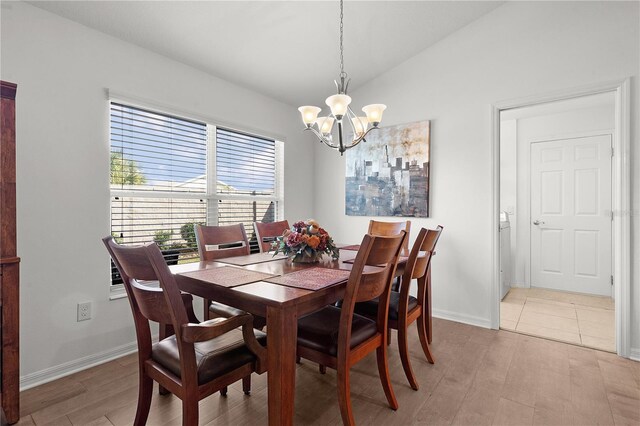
[
  {"x1": 342, "y1": 255, "x2": 408, "y2": 264},
  {"x1": 265, "y1": 267, "x2": 351, "y2": 291},
  {"x1": 216, "y1": 252, "x2": 288, "y2": 266},
  {"x1": 179, "y1": 266, "x2": 276, "y2": 288}
]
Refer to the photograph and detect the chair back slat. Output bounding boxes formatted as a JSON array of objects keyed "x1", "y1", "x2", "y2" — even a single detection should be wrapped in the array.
[
  {"x1": 342, "y1": 232, "x2": 406, "y2": 316},
  {"x1": 411, "y1": 225, "x2": 444, "y2": 280},
  {"x1": 354, "y1": 270, "x2": 392, "y2": 303},
  {"x1": 129, "y1": 281, "x2": 175, "y2": 324},
  {"x1": 195, "y1": 224, "x2": 250, "y2": 261},
  {"x1": 254, "y1": 220, "x2": 290, "y2": 253},
  {"x1": 353, "y1": 234, "x2": 406, "y2": 302},
  {"x1": 368, "y1": 220, "x2": 411, "y2": 255}
]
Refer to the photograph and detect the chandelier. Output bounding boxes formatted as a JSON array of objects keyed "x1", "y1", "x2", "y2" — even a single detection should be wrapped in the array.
[{"x1": 297, "y1": 0, "x2": 386, "y2": 155}]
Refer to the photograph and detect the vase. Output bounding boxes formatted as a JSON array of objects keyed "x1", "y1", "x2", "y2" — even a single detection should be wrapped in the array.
[{"x1": 291, "y1": 252, "x2": 323, "y2": 263}]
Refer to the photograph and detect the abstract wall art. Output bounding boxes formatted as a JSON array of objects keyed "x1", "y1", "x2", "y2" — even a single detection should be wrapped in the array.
[{"x1": 345, "y1": 120, "x2": 430, "y2": 217}]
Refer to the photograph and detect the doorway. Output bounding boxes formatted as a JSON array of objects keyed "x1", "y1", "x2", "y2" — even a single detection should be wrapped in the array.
[{"x1": 491, "y1": 81, "x2": 631, "y2": 357}]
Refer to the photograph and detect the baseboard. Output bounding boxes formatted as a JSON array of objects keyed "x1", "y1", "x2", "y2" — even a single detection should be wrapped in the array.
[
  {"x1": 510, "y1": 283, "x2": 529, "y2": 289},
  {"x1": 432, "y1": 308, "x2": 492, "y2": 329},
  {"x1": 630, "y1": 347, "x2": 640, "y2": 362},
  {"x1": 20, "y1": 336, "x2": 155, "y2": 391}
]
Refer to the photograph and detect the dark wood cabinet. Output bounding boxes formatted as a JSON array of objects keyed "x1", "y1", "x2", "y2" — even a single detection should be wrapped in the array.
[{"x1": 0, "y1": 80, "x2": 19, "y2": 425}]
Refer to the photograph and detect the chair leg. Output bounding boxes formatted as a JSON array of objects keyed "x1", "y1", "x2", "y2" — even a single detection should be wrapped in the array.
[
  {"x1": 133, "y1": 374, "x2": 153, "y2": 426},
  {"x1": 417, "y1": 312, "x2": 435, "y2": 364},
  {"x1": 398, "y1": 325, "x2": 419, "y2": 390},
  {"x1": 319, "y1": 364, "x2": 327, "y2": 374},
  {"x1": 182, "y1": 397, "x2": 199, "y2": 426},
  {"x1": 242, "y1": 375, "x2": 251, "y2": 395},
  {"x1": 376, "y1": 345, "x2": 398, "y2": 410},
  {"x1": 337, "y1": 364, "x2": 355, "y2": 426},
  {"x1": 220, "y1": 386, "x2": 228, "y2": 397},
  {"x1": 426, "y1": 269, "x2": 433, "y2": 344},
  {"x1": 203, "y1": 299, "x2": 211, "y2": 321}
]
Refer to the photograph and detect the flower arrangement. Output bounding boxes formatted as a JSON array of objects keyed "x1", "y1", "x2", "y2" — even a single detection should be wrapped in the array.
[{"x1": 271, "y1": 219, "x2": 340, "y2": 263}]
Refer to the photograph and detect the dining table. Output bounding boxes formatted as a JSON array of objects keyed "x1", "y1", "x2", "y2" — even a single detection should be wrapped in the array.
[{"x1": 170, "y1": 246, "x2": 408, "y2": 426}]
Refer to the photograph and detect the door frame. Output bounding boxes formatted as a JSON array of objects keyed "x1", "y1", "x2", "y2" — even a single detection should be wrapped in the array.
[{"x1": 490, "y1": 79, "x2": 631, "y2": 357}]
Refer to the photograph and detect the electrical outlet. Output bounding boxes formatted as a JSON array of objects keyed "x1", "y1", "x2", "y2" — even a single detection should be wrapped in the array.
[{"x1": 77, "y1": 302, "x2": 92, "y2": 322}]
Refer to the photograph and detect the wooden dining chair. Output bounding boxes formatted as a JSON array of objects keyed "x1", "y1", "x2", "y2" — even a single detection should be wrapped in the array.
[
  {"x1": 354, "y1": 225, "x2": 443, "y2": 390},
  {"x1": 296, "y1": 232, "x2": 406, "y2": 425},
  {"x1": 368, "y1": 219, "x2": 411, "y2": 256},
  {"x1": 102, "y1": 236, "x2": 267, "y2": 426},
  {"x1": 253, "y1": 220, "x2": 290, "y2": 253},
  {"x1": 194, "y1": 224, "x2": 264, "y2": 326}
]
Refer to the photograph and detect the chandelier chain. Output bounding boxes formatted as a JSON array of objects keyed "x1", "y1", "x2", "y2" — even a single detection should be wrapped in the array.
[{"x1": 339, "y1": 0, "x2": 346, "y2": 77}]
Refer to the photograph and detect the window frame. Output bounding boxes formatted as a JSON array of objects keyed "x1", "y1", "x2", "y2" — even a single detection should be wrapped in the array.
[{"x1": 108, "y1": 95, "x2": 284, "y2": 299}]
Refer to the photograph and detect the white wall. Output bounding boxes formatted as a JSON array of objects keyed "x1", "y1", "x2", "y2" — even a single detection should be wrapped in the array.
[
  {"x1": 313, "y1": 1, "x2": 640, "y2": 351},
  {"x1": 501, "y1": 101, "x2": 615, "y2": 287},
  {"x1": 1, "y1": 2, "x2": 312, "y2": 386}
]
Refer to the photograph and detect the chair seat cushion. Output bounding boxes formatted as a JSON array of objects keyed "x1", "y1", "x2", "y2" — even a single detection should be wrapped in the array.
[
  {"x1": 152, "y1": 326, "x2": 267, "y2": 385},
  {"x1": 354, "y1": 291, "x2": 418, "y2": 321},
  {"x1": 297, "y1": 306, "x2": 378, "y2": 356},
  {"x1": 208, "y1": 301, "x2": 248, "y2": 318}
]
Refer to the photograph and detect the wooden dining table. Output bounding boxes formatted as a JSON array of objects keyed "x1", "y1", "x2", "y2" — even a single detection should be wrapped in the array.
[{"x1": 170, "y1": 247, "x2": 405, "y2": 426}]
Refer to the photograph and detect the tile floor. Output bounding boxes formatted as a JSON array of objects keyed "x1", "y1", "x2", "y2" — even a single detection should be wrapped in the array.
[{"x1": 500, "y1": 287, "x2": 615, "y2": 352}]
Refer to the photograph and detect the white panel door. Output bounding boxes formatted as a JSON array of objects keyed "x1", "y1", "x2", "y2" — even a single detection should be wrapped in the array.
[{"x1": 530, "y1": 135, "x2": 612, "y2": 296}]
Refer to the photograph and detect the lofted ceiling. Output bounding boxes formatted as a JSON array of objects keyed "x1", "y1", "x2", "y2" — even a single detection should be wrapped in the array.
[{"x1": 28, "y1": 1, "x2": 504, "y2": 107}]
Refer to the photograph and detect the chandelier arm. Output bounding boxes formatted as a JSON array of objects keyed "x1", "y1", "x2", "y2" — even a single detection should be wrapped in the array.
[
  {"x1": 303, "y1": 127, "x2": 342, "y2": 150},
  {"x1": 343, "y1": 125, "x2": 379, "y2": 151},
  {"x1": 345, "y1": 105, "x2": 358, "y2": 136}
]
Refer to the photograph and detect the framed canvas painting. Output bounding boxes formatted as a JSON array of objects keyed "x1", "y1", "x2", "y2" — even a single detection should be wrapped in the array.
[{"x1": 345, "y1": 120, "x2": 430, "y2": 217}]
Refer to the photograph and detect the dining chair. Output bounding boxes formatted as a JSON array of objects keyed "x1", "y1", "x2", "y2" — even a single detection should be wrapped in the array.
[
  {"x1": 253, "y1": 220, "x2": 290, "y2": 253},
  {"x1": 368, "y1": 219, "x2": 411, "y2": 256},
  {"x1": 354, "y1": 225, "x2": 443, "y2": 390},
  {"x1": 296, "y1": 232, "x2": 406, "y2": 425},
  {"x1": 194, "y1": 224, "x2": 266, "y2": 328},
  {"x1": 102, "y1": 236, "x2": 267, "y2": 426}
]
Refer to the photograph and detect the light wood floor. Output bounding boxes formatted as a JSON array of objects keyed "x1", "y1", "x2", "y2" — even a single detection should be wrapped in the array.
[
  {"x1": 18, "y1": 318, "x2": 640, "y2": 425},
  {"x1": 500, "y1": 288, "x2": 615, "y2": 352}
]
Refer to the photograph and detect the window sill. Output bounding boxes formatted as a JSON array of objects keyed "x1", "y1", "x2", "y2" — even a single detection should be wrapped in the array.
[{"x1": 109, "y1": 285, "x2": 127, "y2": 301}]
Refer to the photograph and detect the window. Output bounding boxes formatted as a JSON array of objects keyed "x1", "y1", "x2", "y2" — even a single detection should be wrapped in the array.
[
  {"x1": 215, "y1": 128, "x2": 280, "y2": 252},
  {"x1": 109, "y1": 102, "x2": 282, "y2": 285}
]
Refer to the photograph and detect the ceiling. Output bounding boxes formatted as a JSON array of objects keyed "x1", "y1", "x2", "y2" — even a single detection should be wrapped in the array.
[{"x1": 28, "y1": 1, "x2": 504, "y2": 107}]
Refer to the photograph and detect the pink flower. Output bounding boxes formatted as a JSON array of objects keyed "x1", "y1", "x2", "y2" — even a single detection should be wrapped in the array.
[{"x1": 286, "y1": 232, "x2": 303, "y2": 247}]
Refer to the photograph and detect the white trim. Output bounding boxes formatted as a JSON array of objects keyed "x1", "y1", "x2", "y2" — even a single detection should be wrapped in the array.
[
  {"x1": 19, "y1": 335, "x2": 156, "y2": 390},
  {"x1": 207, "y1": 124, "x2": 218, "y2": 226},
  {"x1": 111, "y1": 190, "x2": 207, "y2": 200},
  {"x1": 276, "y1": 140, "x2": 285, "y2": 221},
  {"x1": 491, "y1": 78, "x2": 632, "y2": 358},
  {"x1": 109, "y1": 287, "x2": 128, "y2": 301},
  {"x1": 527, "y1": 129, "x2": 614, "y2": 145},
  {"x1": 107, "y1": 89, "x2": 288, "y2": 143},
  {"x1": 433, "y1": 309, "x2": 492, "y2": 330},
  {"x1": 630, "y1": 348, "x2": 640, "y2": 362}
]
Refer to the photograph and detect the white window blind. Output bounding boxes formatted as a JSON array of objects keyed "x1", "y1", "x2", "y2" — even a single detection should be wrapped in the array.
[
  {"x1": 110, "y1": 103, "x2": 207, "y2": 192},
  {"x1": 215, "y1": 128, "x2": 280, "y2": 252},
  {"x1": 109, "y1": 103, "x2": 207, "y2": 284},
  {"x1": 109, "y1": 102, "x2": 283, "y2": 286}
]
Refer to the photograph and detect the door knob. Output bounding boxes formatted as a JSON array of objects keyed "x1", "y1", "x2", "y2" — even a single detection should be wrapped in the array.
[{"x1": 533, "y1": 220, "x2": 545, "y2": 225}]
